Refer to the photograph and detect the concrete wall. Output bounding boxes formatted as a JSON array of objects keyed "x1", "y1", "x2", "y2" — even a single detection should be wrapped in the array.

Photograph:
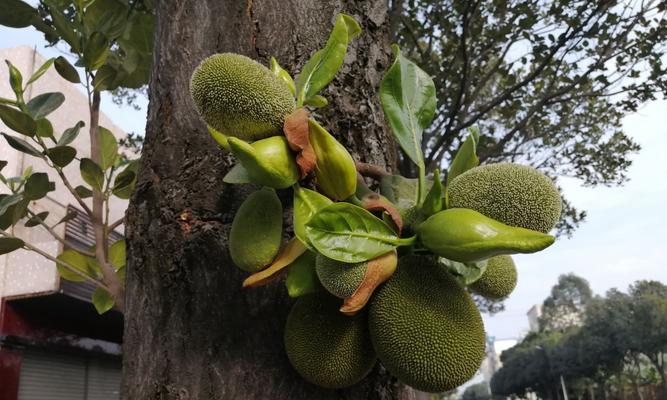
[{"x1": 0, "y1": 46, "x2": 128, "y2": 299}]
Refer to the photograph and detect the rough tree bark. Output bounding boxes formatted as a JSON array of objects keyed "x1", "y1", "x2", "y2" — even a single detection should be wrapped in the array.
[{"x1": 123, "y1": 1, "x2": 414, "y2": 399}]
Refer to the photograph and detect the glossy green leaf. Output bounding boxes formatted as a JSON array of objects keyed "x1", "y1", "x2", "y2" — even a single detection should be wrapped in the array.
[
  {"x1": 49, "y1": 7, "x2": 80, "y2": 53},
  {"x1": 0, "y1": 198, "x2": 29, "y2": 230},
  {"x1": 83, "y1": 32, "x2": 109, "y2": 70},
  {"x1": 421, "y1": 169, "x2": 443, "y2": 217},
  {"x1": 447, "y1": 127, "x2": 480, "y2": 187},
  {"x1": 74, "y1": 185, "x2": 93, "y2": 199},
  {"x1": 0, "y1": 0, "x2": 37, "y2": 28},
  {"x1": 5, "y1": 60, "x2": 23, "y2": 97},
  {"x1": 92, "y1": 64, "x2": 117, "y2": 91},
  {"x1": 295, "y1": 13, "x2": 361, "y2": 105},
  {"x1": 0, "y1": 193, "x2": 23, "y2": 216},
  {"x1": 2, "y1": 133, "x2": 43, "y2": 158},
  {"x1": 47, "y1": 146, "x2": 77, "y2": 167},
  {"x1": 303, "y1": 95, "x2": 328, "y2": 108},
  {"x1": 269, "y1": 56, "x2": 295, "y2": 96},
  {"x1": 0, "y1": 237, "x2": 24, "y2": 255},
  {"x1": 380, "y1": 45, "x2": 436, "y2": 169},
  {"x1": 80, "y1": 158, "x2": 104, "y2": 191},
  {"x1": 25, "y1": 211, "x2": 48, "y2": 227},
  {"x1": 109, "y1": 239, "x2": 126, "y2": 269},
  {"x1": 293, "y1": 186, "x2": 333, "y2": 249},
  {"x1": 92, "y1": 287, "x2": 115, "y2": 314},
  {"x1": 56, "y1": 249, "x2": 90, "y2": 282},
  {"x1": 55, "y1": 209, "x2": 78, "y2": 226},
  {"x1": 111, "y1": 169, "x2": 135, "y2": 199},
  {"x1": 86, "y1": 256, "x2": 103, "y2": 279},
  {"x1": 440, "y1": 258, "x2": 488, "y2": 286},
  {"x1": 0, "y1": 160, "x2": 7, "y2": 172},
  {"x1": 83, "y1": 0, "x2": 128, "y2": 39},
  {"x1": 54, "y1": 56, "x2": 80, "y2": 83},
  {"x1": 118, "y1": 12, "x2": 154, "y2": 55},
  {"x1": 35, "y1": 118, "x2": 54, "y2": 138},
  {"x1": 58, "y1": 121, "x2": 85, "y2": 146},
  {"x1": 27, "y1": 92, "x2": 65, "y2": 119},
  {"x1": 24, "y1": 172, "x2": 55, "y2": 200},
  {"x1": 305, "y1": 202, "x2": 403, "y2": 263},
  {"x1": 222, "y1": 164, "x2": 251, "y2": 184},
  {"x1": 285, "y1": 251, "x2": 321, "y2": 298},
  {"x1": 98, "y1": 126, "x2": 118, "y2": 170},
  {"x1": 26, "y1": 58, "x2": 55, "y2": 86},
  {"x1": 0, "y1": 105, "x2": 36, "y2": 136}
]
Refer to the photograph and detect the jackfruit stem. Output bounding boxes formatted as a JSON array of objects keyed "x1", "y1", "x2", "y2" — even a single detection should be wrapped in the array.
[{"x1": 394, "y1": 235, "x2": 417, "y2": 247}]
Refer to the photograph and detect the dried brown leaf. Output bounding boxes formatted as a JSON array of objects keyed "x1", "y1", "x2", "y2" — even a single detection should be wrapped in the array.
[
  {"x1": 362, "y1": 193, "x2": 403, "y2": 234},
  {"x1": 340, "y1": 250, "x2": 398, "y2": 315},
  {"x1": 284, "y1": 108, "x2": 316, "y2": 178},
  {"x1": 243, "y1": 238, "x2": 306, "y2": 288}
]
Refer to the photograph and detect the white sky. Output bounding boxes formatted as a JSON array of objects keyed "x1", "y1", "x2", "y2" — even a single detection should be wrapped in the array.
[{"x1": 2, "y1": 24, "x2": 666, "y2": 343}]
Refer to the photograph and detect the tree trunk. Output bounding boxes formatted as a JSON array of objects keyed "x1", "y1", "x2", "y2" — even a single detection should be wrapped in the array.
[{"x1": 122, "y1": 0, "x2": 410, "y2": 399}]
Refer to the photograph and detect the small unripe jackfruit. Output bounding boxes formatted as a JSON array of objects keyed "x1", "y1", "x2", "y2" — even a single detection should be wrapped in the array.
[
  {"x1": 229, "y1": 188, "x2": 282, "y2": 272},
  {"x1": 284, "y1": 293, "x2": 376, "y2": 389},
  {"x1": 369, "y1": 256, "x2": 485, "y2": 392},
  {"x1": 190, "y1": 53, "x2": 295, "y2": 141},
  {"x1": 228, "y1": 136, "x2": 299, "y2": 189},
  {"x1": 469, "y1": 255, "x2": 517, "y2": 299},
  {"x1": 315, "y1": 254, "x2": 366, "y2": 299},
  {"x1": 448, "y1": 163, "x2": 562, "y2": 233}
]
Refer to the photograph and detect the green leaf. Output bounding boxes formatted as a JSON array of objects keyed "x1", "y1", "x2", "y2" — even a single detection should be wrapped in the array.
[
  {"x1": 25, "y1": 211, "x2": 48, "y2": 227},
  {"x1": 98, "y1": 126, "x2": 118, "y2": 169},
  {"x1": 92, "y1": 64, "x2": 117, "y2": 91},
  {"x1": 26, "y1": 58, "x2": 55, "y2": 86},
  {"x1": 35, "y1": 118, "x2": 54, "y2": 138},
  {"x1": 83, "y1": 0, "x2": 128, "y2": 39},
  {"x1": 295, "y1": 13, "x2": 361, "y2": 105},
  {"x1": 439, "y1": 258, "x2": 488, "y2": 286},
  {"x1": 305, "y1": 202, "x2": 402, "y2": 263},
  {"x1": 80, "y1": 158, "x2": 104, "y2": 191},
  {"x1": 58, "y1": 121, "x2": 85, "y2": 146},
  {"x1": 5, "y1": 60, "x2": 23, "y2": 97},
  {"x1": 269, "y1": 56, "x2": 295, "y2": 96},
  {"x1": 56, "y1": 249, "x2": 90, "y2": 282},
  {"x1": 49, "y1": 7, "x2": 81, "y2": 53},
  {"x1": 293, "y1": 186, "x2": 333, "y2": 249},
  {"x1": 47, "y1": 146, "x2": 77, "y2": 167},
  {"x1": 0, "y1": 193, "x2": 23, "y2": 216},
  {"x1": 74, "y1": 185, "x2": 93, "y2": 198},
  {"x1": 24, "y1": 172, "x2": 55, "y2": 200},
  {"x1": 27, "y1": 92, "x2": 65, "y2": 119},
  {"x1": 92, "y1": 287, "x2": 115, "y2": 314},
  {"x1": 83, "y1": 32, "x2": 110, "y2": 70},
  {"x1": 447, "y1": 127, "x2": 480, "y2": 186},
  {"x1": 109, "y1": 239, "x2": 126, "y2": 269},
  {"x1": 379, "y1": 45, "x2": 436, "y2": 169},
  {"x1": 222, "y1": 164, "x2": 251, "y2": 184},
  {"x1": 303, "y1": 94, "x2": 328, "y2": 108},
  {"x1": 421, "y1": 169, "x2": 443, "y2": 217},
  {"x1": 111, "y1": 161, "x2": 138, "y2": 199},
  {"x1": 0, "y1": 198, "x2": 29, "y2": 230},
  {"x1": 0, "y1": 237, "x2": 24, "y2": 255},
  {"x1": 379, "y1": 174, "x2": 433, "y2": 216},
  {"x1": 0, "y1": 0, "x2": 37, "y2": 28},
  {"x1": 2, "y1": 133, "x2": 43, "y2": 158},
  {"x1": 0, "y1": 160, "x2": 7, "y2": 172},
  {"x1": 118, "y1": 12, "x2": 154, "y2": 55},
  {"x1": 54, "y1": 56, "x2": 81, "y2": 83},
  {"x1": 55, "y1": 209, "x2": 78, "y2": 226},
  {"x1": 0, "y1": 104, "x2": 37, "y2": 136},
  {"x1": 285, "y1": 251, "x2": 321, "y2": 298}
]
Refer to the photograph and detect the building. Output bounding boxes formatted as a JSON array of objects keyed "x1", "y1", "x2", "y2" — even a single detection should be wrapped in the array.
[
  {"x1": 527, "y1": 304, "x2": 543, "y2": 332},
  {"x1": 480, "y1": 336, "x2": 519, "y2": 384},
  {"x1": 1, "y1": 46, "x2": 127, "y2": 400}
]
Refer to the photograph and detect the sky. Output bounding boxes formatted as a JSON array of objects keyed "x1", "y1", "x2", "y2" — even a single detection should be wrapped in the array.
[{"x1": 2, "y1": 23, "x2": 666, "y2": 342}]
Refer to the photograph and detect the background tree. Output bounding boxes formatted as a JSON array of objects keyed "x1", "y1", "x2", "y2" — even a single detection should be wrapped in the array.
[
  {"x1": 462, "y1": 382, "x2": 492, "y2": 400},
  {"x1": 539, "y1": 273, "x2": 593, "y2": 331},
  {"x1": 392, "y1": 0, "x2": 667, "y2": 235},
  {"x1": 123, "y1": 1, "x2": 418, "y2": 398}
]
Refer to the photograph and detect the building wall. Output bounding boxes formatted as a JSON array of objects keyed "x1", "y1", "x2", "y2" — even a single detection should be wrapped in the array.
[
  {"x1": 527, "y1": 303, "x2": 543, "y2": 332},
  {"x1": 0, "y1": 46, "x2": 128, "y2": 299}
]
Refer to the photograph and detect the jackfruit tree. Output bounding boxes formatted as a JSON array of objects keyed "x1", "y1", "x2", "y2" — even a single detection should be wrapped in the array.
[{"x1": 121, "y1": 1, "x2": 564, "y2": 398}]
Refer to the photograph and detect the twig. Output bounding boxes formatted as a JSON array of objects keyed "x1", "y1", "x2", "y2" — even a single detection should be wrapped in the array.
[
  {"x1": 108, "y1": 217, "x2": 124, "y2": 233},
  {"x1": 356, "y1": 161, "x2": 390, "y2": 180},
  {"x1": 26, "y1": 209, "x2": 96, "y2": 258}
]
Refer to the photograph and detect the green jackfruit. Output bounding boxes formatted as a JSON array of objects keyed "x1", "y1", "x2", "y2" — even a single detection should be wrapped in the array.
[
  {"x1": 469, "y1": 255, "x2": 517, "y2": 299},
  {"x1": 315, "y1": 254, "x2": 366, "y2": 299},
  {"x1": 448, "y1": 163, "x2": 562, "y2": 233},
  {"x1": 190, "y1": 53, "x2": 295, "y2": 141},
  {"x1": 284, "y1": 293, "x2": 376, "y2": 389},
  {"x1": 368, "y1": 256, "x2": 485, "y2": 392},
  {"x1": 229, "y1": 188, "x2": 282, "y2": 272}
]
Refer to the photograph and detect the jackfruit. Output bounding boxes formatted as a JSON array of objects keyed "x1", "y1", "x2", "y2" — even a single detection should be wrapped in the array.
[
  {"x1": 190, "y1": 53, "x2": 295, "y2": 141},
  {"x1": 368, "y1": 255, "x2": 485, "y2": 392},
  {"x1": 448, "y1": 163, "x2": 562, "y2": 233},
  {"x1": 469, "y1": 255, "x2": 517, "y2": 299},
  {"x1": 229, "y1": 188, "x2": 283, "y2": 272},
  {"x1": 284, "y1": 293, "x2": 376, "y2": 389},
  {"x1": 315, "y1": 254, "x2": 366, "y2": 299}
]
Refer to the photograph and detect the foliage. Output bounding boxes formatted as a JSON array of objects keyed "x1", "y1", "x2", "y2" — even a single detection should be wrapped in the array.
[
  {"x1": 462, "y1": 382, "x2": 491, "y2": 400},
  {"x1": 393, "y1": 0, "x2": 667, "y2": 236},
  {"x1": 539, "y1": 273, "x2": 593, "y2": 331}
]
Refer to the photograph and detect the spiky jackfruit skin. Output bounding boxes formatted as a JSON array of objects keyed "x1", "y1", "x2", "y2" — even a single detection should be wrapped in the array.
[
  {"x1": 315, "y1": 254, "x2": 366, "y2": 299},
  {"x1": 368, "y1": 256, "x2": 485, "y2": 393},
  {"x1": 469, "y1": 255, "x2": 517, "y2": 299},
  {"x1": 284, "y1": 293, "x2": 376, "y2": 389},
  {"x1": 190, "y1": 53, "x2": 295, "y2": 141},
  {"x1": 448, "y1": 163, "x2": 562, "y2": 233}
]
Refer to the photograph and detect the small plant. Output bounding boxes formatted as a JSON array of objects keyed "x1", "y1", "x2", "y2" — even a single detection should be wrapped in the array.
[{"x1": 190, "y1": 14, "x2": 562, "y2": 393}]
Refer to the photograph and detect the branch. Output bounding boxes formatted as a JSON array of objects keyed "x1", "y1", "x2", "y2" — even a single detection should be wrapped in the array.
[
  {"x1": 108, "y1": 216, "x2": 124, "y2": 233},
  {"x1": 26, "y1": 209, "x2": 96, "y2": 258},
  {"x1": 356, "y1": 161, "x2": 390, "y2": 180}
]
